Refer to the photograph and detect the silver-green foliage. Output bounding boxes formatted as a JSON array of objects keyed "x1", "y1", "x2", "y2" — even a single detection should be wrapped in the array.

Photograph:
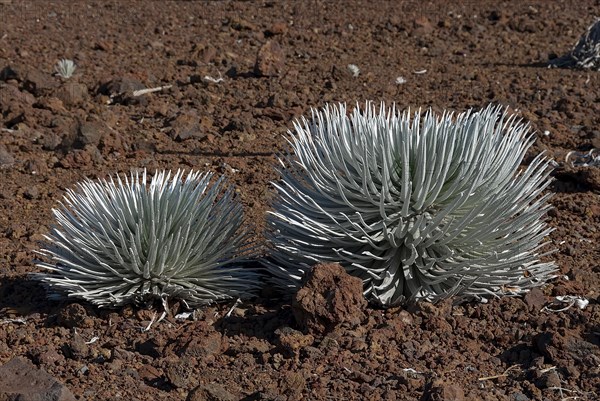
[
  {"x1": 55, "y1": 59, "x2": 76, "y2": 79},
  {"x1": 266, "y1": 103, "x2": 557, "y2": 306},
  {"x1": 35, "y1": 169, "x2": 259, "y2": 307}
]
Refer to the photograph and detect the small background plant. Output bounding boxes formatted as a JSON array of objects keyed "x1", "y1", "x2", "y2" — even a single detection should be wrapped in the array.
[
  {"x1": 549, "y1": 18, "x2": 600, "y2": 70},
  {"x1": 265, "y1": 103, "x2": 558, "y2": 306},
  {"x1": 34, "y1": 169, "x2": 259, "y2": 308},
  {"x1": 54, "y1": 58, "x2": 76, "y2": 79}
]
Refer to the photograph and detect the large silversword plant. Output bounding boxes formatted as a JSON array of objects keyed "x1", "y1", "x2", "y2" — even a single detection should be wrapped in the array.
[
  {"x1": 34, "y1": 169, "x2": 259, "y2": 307},
  {"x1": 266, "y1": 103, "x2": 557, "y2": 306}
]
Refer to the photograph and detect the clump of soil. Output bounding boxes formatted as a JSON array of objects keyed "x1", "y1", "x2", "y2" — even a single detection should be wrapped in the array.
[{"x1": 292, "y1": 262, "x2": 367, "y2": 336}]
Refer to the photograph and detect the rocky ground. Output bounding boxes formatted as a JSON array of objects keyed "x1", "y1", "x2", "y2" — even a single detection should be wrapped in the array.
[{"x1": 0, "y1": 1, "x2": 599, "y2": 400}]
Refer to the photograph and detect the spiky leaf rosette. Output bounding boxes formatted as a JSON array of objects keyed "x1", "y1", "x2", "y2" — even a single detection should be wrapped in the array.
[
  {"x1": 34, "y1": 169, "x2": 259, "y2": 307},
  {"x1": 266, "y1": 103, "x2": 557, "y2": 306}
]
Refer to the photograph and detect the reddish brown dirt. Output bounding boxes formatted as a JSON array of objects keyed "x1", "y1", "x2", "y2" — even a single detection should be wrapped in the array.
[{"x1": 1, "y1": 1, "x2": 599, "y2": 400}]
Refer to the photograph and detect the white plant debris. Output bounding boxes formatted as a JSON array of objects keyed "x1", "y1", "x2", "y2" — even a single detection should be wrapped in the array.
[
  {"x1": 132, "y1": 84, "x2": 173, "y2": 97},
  {"x1": 203, "y1": 71, "x2": 224, "y2": 83},
  {"x1": 541, "y1": 295, "x2": 589, "y2": 312},
  {"x1": 347, "y1": 64, "x2": 360, "y2": 77},
  {"x1": 565, "y1": 148, "x2": 600, "y2": 167}
]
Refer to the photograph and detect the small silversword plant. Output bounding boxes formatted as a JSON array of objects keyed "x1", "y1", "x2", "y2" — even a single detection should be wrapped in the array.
[
  {"x1": 549, "y1": 19, "x2": 600, "y2": 70},
  {"x1": 266, "y1": 103, "x2": 557, "y2": 306},
  {"x1": 55, "y1": 58, "x2": 76, "y2": 79},
  {"x1": 35, "y1": 169, "x2": 259, "y2": 307}
]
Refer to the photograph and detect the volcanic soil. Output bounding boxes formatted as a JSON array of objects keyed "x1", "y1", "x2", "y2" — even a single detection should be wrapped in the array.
[{"x1": 0, "y1": 1, "x2": 599, "y2": 400}]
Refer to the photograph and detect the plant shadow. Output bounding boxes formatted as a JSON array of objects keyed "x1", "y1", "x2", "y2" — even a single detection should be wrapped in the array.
[
  {"x1": 214, "y1": 295, "x2": 294, "y2": 343},
  {"x1": 550, "y1": 168, "x2": 600, "y2": 194},
  {"x1": 0, "y1": 275, "x2": 60, "y2": 317}
]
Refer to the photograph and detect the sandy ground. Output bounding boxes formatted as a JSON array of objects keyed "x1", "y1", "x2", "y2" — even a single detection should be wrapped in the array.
[{"x1": 0, "y1": 1, "x2": 599, "y2": 400}]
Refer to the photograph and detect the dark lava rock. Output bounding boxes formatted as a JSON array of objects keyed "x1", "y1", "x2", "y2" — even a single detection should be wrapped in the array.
[
  {"x1": 275, "y1": 326, "x2": 314, "y2": 358},
  {"x1": 23, "y1": 185, "x2": 40, "y2": 200},
  {"x1": 33, "y1": 348, "x2": 66, "y2": 366},
  {"x1": 98, "y1": 76, "x2": 146, "y2": 105},
  {"x1": 0, "y1": 84, "x2": 35, "y2": 126},
  {"x1": 169, "y1": 111, "x2": 204, "y2": 141},
  {"x1": 266, "y1": 21, "x2": 288, "y2": 36},
  {"x1": 0, "y1": 357, "x2": 77, "y2": 401},
  {"x1": 523, "y1": 288, "x2": 547, "y2": 312},
  {"x1": 135, "y1": 338, "x2": 163, "y2": 359},
  {"x1": 331, "y1": 64, "x2": 355, "y2": 81},
  {"x1": 424, "y1": 379, "x2": 465, "y2": 401},
  {"x1": 534, "y1": 331, "x2": 600, "y2": 367},
  {"x1": 56, "y1": 81, "x2": 89, "y2": 106},
  {"x1": 59, "y1": 119, "x2": 107, "y2": 150},
  {"x1": 0, "y1": 65, "x2": 19, "y2": 81},
  {"x1": 77, "y1": 120, "x2": 106, "y2": 147},
  {"x1": 292, "y1": 262, "x2": 367, "y2": 336},
  {"x1": 413, "y1": 16, "x2": 434, "y2": 35},
  {"x1": 41, "y1": 131, "x2": 63, "y2": 151},
  {"x1": 254, "y1": 40, "x2": 285, "y2": 77},
  {"x1": 510, "y1": 393, "x2": 530, "y2": 401},
  {"x1": 187, "y1": 383, "x2": 236, "y2": 401},
  {"x1": 23, "y1": 68, "x2": 57, "y2": 96},
  {"x1": 64, "y1": 332, "x2": 90, "y2": 360},
  {"x1": 0, "y1": 145, "x2": 15, "y2": 168},
  {"x1": 55, "y1": 303, "x2": 93, "y2": 328},
  {"x1": 165, "y1": 356, "x2": 197, "y2": 389},
  {"x1": 534, "y1": 370, "x2": 562, "y2": 389},
  {"x1": 171, "y1": 322, "x2": 227, "y2": 362}
]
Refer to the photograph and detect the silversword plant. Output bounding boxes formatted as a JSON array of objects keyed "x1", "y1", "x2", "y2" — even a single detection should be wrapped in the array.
[
  {"x1": 549, "y1": 19, "x2": 600, "y2": 70},
  {"x1": 55, "y1": 58, "x2": 76, "y2": 79},
  {"x1": 35, "y1": 169, "x2": 259, "y2": 307},
  {"x1": 266, "y1": 103, "x2": 557, "y2": 306}
]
